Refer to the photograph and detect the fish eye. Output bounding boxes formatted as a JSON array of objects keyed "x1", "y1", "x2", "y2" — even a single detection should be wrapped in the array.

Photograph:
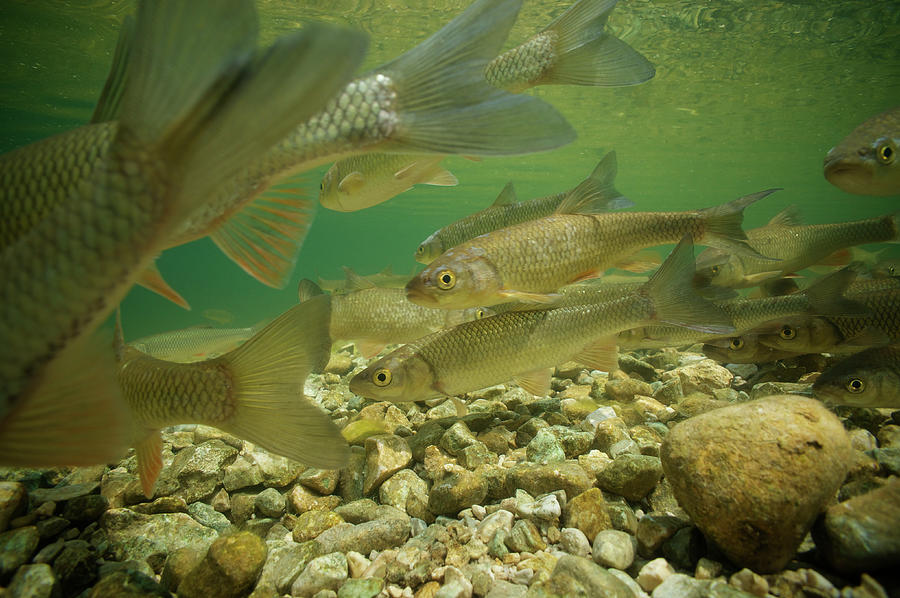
[
  {"x1": 729, "y1": 337, "x2": 744, "y2": 350},
  {"x1": 436, "y1": 269, "x2": 456, "y2": 290},
  {"x1": 890, "y1": 266, "x2": 896, "y2": 275},
  {"x1": 711, "y1": 265, "x2": 720, "y2": 275},
  {"x1": 319, "y1": 181, "x2": 324, "y2": 191},
  {"x1": 846, "y1": 378, "x2": 865, "y2": 393},
  {"x1": 877, "y1": 142, "x2": 895, "y2": 164},
  {"x1": 475, "y1": 308, "x2": 486, "y2": 319},
  {"x1": 416, "y1": 245, "x2": 424, "y2": 255},
  {"x1": 780, "y1": 326, "x2": 796, "y2": 340},
  {"x1": 372, "y1": 368, "x2": 392, "y2": 387}
]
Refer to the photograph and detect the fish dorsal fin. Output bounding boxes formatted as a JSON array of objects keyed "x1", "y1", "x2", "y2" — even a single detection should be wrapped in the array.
[
  {"x1": 136, "y1": 262, "x2": 190, "y2": 310},
  {"x1": 381, "y1": 265, "x2": 395, "y2": 276},
  {"x1": 555, "y1": 151, "x2": 627, "y2": 215},
  {"x1": 297, "y1": 278, "x2": 325, "y2": 303},
  {"x1": 210, "y1": 175, "x2": 315, "y2": 289},
  {"x1": 514, "y1": 368, "x2": 553, "y2": 397},
  {"x1": 91, "y1": 15, "x2": 135, "y2": 123},
  {"x1": 424, "y1": 167, "x2": 459, "y2": 187},
  {"x1": 338, "y1": 171, "x2": 366, "y2": 194},
  {"x1": 492, "y1": 182, "x2": 518, "y2": 206},
  {"x1": 343, "y1": 267, "x2": 377, "y2": 291},
  {"x1": 766, "y1": 205, "x2": 802, "y2": 228},
  {"x1": 574, "y1": 336, "x2": 619, "y2": 372}
]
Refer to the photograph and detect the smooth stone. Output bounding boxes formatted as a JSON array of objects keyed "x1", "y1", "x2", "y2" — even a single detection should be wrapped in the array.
[
  {"x1": 89, "y1": 568, "x2": 169, "y2": 598},
  {"x1": 517, "y1": 493, "x2": 561, "y2": 522},
  {"x1": 357, "y1": 403, "x2": 412, "y2": 436},
  {"x1": 178, "y1": 532, "x2": 267, "y2": 598},
  {"x1": 288, "y1": 486, "x2": 341, "y2": 515},
  {"x1": 30, "y1": 483, "x2": 99, "y2": 505},
  {"x1": 663, "y1": 359, "x2": 733, "y2": 394},
  {"x1": 248, "y1": 449, "x2": 305, "y2": 488},
  {"x1": 255, "y1": 488, "x2": 286, "y2": 518},
  {"x1": 292, "y1": 510, "x2": 345, "y2": 543},
  {"x1": 223, "y1": 456, "x2": 263, "y2": 492},
  {"x1": 255, "y1": 539, "x2": 322, "y2": 595},
  {"x1": 457, "y1": 442, "x2": 496, "y2": 469},
  {"x1": 636, "y1": 514, "x2": 689, "y2": 559},
  {"x1": 290, "y1": 552, "x2": 348, "y2": 597},
  {"x1": 591, "y1": 529, "x2": 634, "y2": 570},
  {"x1": 0, "y1": 482, "x2": 26, "y2": 533},
  {"x1": 160, "y1": 546, "x2": 204, "y2": 593},
  {"x1": 527, "y1": 429, "x2": 567, "y2": 464},
  {"x1": 440, "y1": 421, "x2": 478, "y2": 456},
  {"x1": 596, "y1": 454, "x2": 663, "y2": 501},
  {"x1": 504, "y1": 519, "x2": 545, "y2": 553},
  {"x1": 563, "y1": 488, "x2": 610, "y2": 543},
  {"x1": 660, "y1": 395, "x2": 853, "y2": 573},
  {"x1": 476, "y1": 510, "x2": 514, "y2": 544},
  {"x1": 297, "y1": 468, "x2": 340, "y2": 496},
  {"x1": 159, "y1": 440, "x2": 239, "y2": 503},
  {"x1": 651, "y1": 573, "x2": 755, "y2": 598},
  {"x1": 379, "y1": 469, "x2": 429, "y2": 516},
  {"x1": 0, "y1": 526, "x2": 39, "y2": 580},
  {"x1": 337, "y1": 577, "x2": 384, "y2": 598},
  {"x1": 102, "y1": 509, "x2": 217, "y2": 564},
  {"x1": 604, "y1": 378, "x2": 654, "y2": 402},
  {"x1": 363, "y1": 435, "x2": 413, "y2": 495},
  {"x1": 8, "y1": 563, "x2": 58, "y2": 598},
  {"x1": 333, "y1": 499, "x2": 379, "y2": 524},
  {"x1": 315, "y1": 517, "x2": 411, "y2": 555},
  {"x1": 559, "y1": 527, "x2": 592, "y2": 558},
  {"x1": 505, "y1": 463, "x2": 592, "y2": 500},
  {"x1": 528, "y1": 555, "x2": 633, "y2": 598},
  {"x1": 637, "y1": 557, "x2": 674, "y2": 592}
]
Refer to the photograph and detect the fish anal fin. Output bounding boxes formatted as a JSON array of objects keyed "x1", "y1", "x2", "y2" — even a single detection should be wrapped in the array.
[
  {"x1": 136, "y1": 430, "x2": 163, "y2": 498},
  {"x1": 574, "y1": 336, "x2": 619, "y2": 372},
  {"x1": 338, "y1": 171, "x2": 366, "y2": 193},
  {"x1": 137, "y1": 262, "x2": 190, "y2": 310},
  {"x1": 514, "y1": 368, "x2": 553, "y2": 397},
  {"x1": 570, "y1": 269, "x2": 604, "y2": 283},
  {"x1": 741, "y1": 271, "x2": 785, "y2": 285},
  {"x1": 818, "y1": 248, "x2": 852, "y2": 267}
]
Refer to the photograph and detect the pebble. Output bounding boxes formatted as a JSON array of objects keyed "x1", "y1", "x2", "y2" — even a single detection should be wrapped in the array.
[
  {"x1": 101, "y1": 509, "x2": 217, "y2": 564},
  {"x1": 315, "y1": 517, "x2": 411, "y2": 555},
  {"x1": 292, "y1": 510, "x2": 345, "y2": 543},
  {"x1": 559, "y1": 527, "x2": 591, "y2": 557},
  {"x1": 428, "y1": 469, "x2": 488, "y2": 515},
  {"x1": 187, "y1": 501, "x2": 231, "y2": 533},
  {"x1": 255, "y1": 539, "x2": 322, "y2": 595},
  {"x1": 298, "y1": 468, "x2": 341, "y2": 495},
  {"x1": 337, "y1": 577, "x2": 384, "y2": 598},
  {"x1": 291, "y1": 552, "x2": 348, "y2": 597},
  {"x1": 660, "y1": 395, "x2": 853, "y2": 572},
  {"x1": 364, "y1": 435, "x2": 413, "y2": 494},
  {"x1": 178, "y1": 532, "x2": 267, "y2": 598},
  {"x1": 663, "y1": 359, "x2": 733, "y2": 394},
  {"x1": 8, "y1": 563, "x2": 58, "y2": 598},
  {"x1": 255, "y1": 487, "x2": 286, "y2": 518},
  {"x1": 52, "y1": 541, "x2": 97, "y2": 596},
  {"x1": 604, "y1": 378, "x2": 654, "y2": 402},
  {"x1": 504, "y1": 519, "x2": 545, "y2": 553},
  {"x1": 591, "y1": 529, "x2": 635, "y2": 570},
  {"x1": 223, "y1": 456, "x2": 263, "y2": 491},
  {"x1": 637, "y1": 557, "x2": 674, "y2": 592},
  {"x1": 526, "y1": 429, "x2": 566, "y2": 464},
  {"x1": 0, "y1": 483, "x2": 26, "y2": 533},
  {"x1": 531, "y1": 555, "x2": 634, "y2": 598},
  {"x1": 563, "y1": 488, "x2": 610, "y2": 542},
  {"x1": 729, "y1": 568, "x2": 769, "y2": 597},
  {"x1": 596, "y1": 454, "x2": 663, "y2": 501},
  {"x1": 0, "y1": 526, "x2": 39, "y2": 579},
  {"x1": 505, "y1": 463, "x2": 592, "y2": 500}
]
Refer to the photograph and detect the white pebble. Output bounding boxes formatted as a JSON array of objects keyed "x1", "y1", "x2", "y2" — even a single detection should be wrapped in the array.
[{"x1": 637, "y1": 557, "x2": 675, "y2": 592}]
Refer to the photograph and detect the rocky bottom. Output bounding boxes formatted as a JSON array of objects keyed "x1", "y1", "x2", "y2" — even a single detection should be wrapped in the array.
[{"x1": 0, "y1": 346, "x2": 898, "y2": 598}]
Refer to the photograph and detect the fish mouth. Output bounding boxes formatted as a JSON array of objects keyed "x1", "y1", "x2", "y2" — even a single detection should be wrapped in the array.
[{"x1": 405, "y1": 283, "x2": 438, "y2": 306}]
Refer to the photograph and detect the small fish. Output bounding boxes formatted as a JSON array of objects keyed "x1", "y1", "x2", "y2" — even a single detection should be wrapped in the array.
[
  {"x1": 0, "y1": 1, "x2": 365, "y2": 468},
  {"x1": 202, "y1": 309, "x2": 236, "y2": 325},
  {"x1": 118, "y1": 296, "x2": 347, "y2": 497},
  {"x1": 812, "y1": 345, "x2": 900, "y2": 408},
  {"x1": 319, "y1": 153, "x2": 459, "y2": 212},
  {"x1": 824, "y1": 106, "x2": 900, "y2": 196},
  {"x1": 351, "y1": 237, "x2": 732, "y2": 402},
  {"x1": 407, "y1": 187, "x2": 776, "y2": 310},
  {"x1": 298, "y1": 274, "x2": 488, "y2": 359},
  {"x1": 703, "y1": 335, "x2": 801, "y2": 364},
  {"x1": 694, "y1": 207, "x2": 900, "y2": 288},
  {"x1": 317, "y1": 265, "x2": 421, "y2": 295},
  {"x1": 870, "y1": 257, "x2": 900, "y2": 279},
  {"x1": 415, "y1": 152, "x2": 634, "y2": 265},
  {"x1": 129, "y1": 324, "x2": 262, "y2": 363}
]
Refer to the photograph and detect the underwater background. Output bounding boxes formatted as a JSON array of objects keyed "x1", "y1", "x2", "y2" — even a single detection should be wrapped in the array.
[{"x1": 1, "y1": 0, "x2": 898, "y2": 339}]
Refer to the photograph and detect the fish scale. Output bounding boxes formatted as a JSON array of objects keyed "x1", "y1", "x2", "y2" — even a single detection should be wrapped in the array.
[
  {"x1": 485, "y1": 32, "x2": 558, "y2": 92},
  {"x1": 832, "y1": 289, "x2": 900, "y2": 340}
]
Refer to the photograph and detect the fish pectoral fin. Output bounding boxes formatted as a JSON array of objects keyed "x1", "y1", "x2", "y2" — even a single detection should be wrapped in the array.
[
  {"x1": 357, "y1": 340, "x2": 387, "y2": 360},
  {"x1": 136, "y1": 430, "x2": 163, "y2": 499},
  {"x1": 741, "y1": 271, "x2": 785, "y2": 285},
  {"x1": 514, "y1": 368, "x2": 553, "y2": 397},
  {"x1": 491, "y1": 182, "x2": 518, "y2": 206},
  {"x1": 210, "y1": 177, "x2": 315, "y2": 289},
  {"x1": 570, "y1": 269, "x2": 605, "y2": 283},
  {"x1": 0, "y1": 330, "x2": 130, "y2": 469},
  {"x1": 574, "y1": 336, "x2": 619, "y2": 372},
  {"x1": 137, "y1": 262, "x2": 191, "y2": 310},
  {"x1": 817, "y1": 248, "x2": 852, "y2": 267},
  {"x1": 614, "y1": 249, "x2": 661, "y2": 273},
  {"x1": 498, "y1": 289, "x2": 562, "y2": 304},
  {"x1": 338, "y1": 171, "x2": 366, "y2": 193}
]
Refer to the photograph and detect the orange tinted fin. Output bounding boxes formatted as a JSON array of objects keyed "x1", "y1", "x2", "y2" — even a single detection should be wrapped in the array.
[
  {"x1": 0, "y1": 330, "x2": 130, "y2": 467},
  {"x1": 210, "y1": 175, "x2": 315, "y2": 288},
  {"x1": 357, "y1": 340, "x2": 387, "y2": 359},
  {"x1": 570, "y1": 269, "x2": 605, "y2": 283},
  {"x1": 136, "y1": 430, "x2": 163, "y2": 498},
  {"x1": 137, "y1": 262, "x2": 190, "y2": 310},
  {"x1": 574, "y1": 335, "x2": 619, "y2": 372},
  {"x1": 513, "y1": 368, "x2": 553, "y2": 397},
  {"x1": 818, "y1": 248, "x2": 852, "y2": 267},
  {"x1": 614, "y1": 249, "x2": 661, "y2": 273}
]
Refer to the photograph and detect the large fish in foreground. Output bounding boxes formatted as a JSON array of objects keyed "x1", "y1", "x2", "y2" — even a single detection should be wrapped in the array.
[
  {"x1": 0, "y1": 1, "x2": 367, "y2": 467},
  {"x1": 812, "y1": 345, "x2": 900, "y2": 408},
  {"x1": 407, "y1": 188, "x2": 777, "y2": 310},
  {"x1": 119, "y1": 297, "x2": 346, "y2": 497},
  {"x1": 824, "y1": 106, "x2": 900, "y2": 196},
  {"x1": 351, "y1": 237, "x2": 731, "y2": 402}
]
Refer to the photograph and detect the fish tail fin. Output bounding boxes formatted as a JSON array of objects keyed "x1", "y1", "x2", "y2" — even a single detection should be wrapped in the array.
[
  {"x1": 803, "y1": 266, "x2": 870, "y2": 316},
  {"x1": 215, "y1": 296, "x2": 349, "y2": 469},
  {"x1": 643, "y1": 236, "x2": 735, "y2": 335},
  {"x1": 556, "y1": 151, "x2": 631, "y2": 214},
  {"x1": 698, "y1": 188, "x2": 781, "y2": 259},
  {"x1": 379, "y1": 0, "x2": 575, "y2": 156},
  {"x1": 137, "y1": 262, "x2": 191, "y2": 310},
  {"x1": 115, "y1": 0, "x2": 367, "y2": 224},
  {"x1": 531, "y1": 0, "x2": 655, "y2": 88},
  {"x1": 0, "y1": 331, "x2": 131, "y2": 467}
]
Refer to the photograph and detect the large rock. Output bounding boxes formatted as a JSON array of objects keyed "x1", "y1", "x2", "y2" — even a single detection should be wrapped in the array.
[
  {"x1": 525, "y1": 555, "x2": 633, "y2": 598},
  {"x1": 660, "y1": 395, "x2": 852, "y2": 573},
  {"x1": 178, "y1": 532, "x2": 267, "y2": 598},
  {"x1": 101, "y1": 508, "x2": 217, "y2": 564}
]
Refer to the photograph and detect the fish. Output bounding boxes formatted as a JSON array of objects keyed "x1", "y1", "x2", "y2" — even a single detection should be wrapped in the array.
[
  {"x1": 118, "y1": 296, "x2": 346, "y2": 497},
  {"x1": 824, "y1": 106, "x2": 900, "y2": 196},
  {"x1": 319, "y1": 153, "x2": 459, "y2": 212},
  {"x1": 870, "y1": 257, "x2": 900, "y2": 279},
  {"x1": 407, "y1": 187, "x2": 777, "y2": 310},
  {"x1": 694, "y1": 207, "x2": 900, "y2": 289},
  {"x1": 317, "y1": 265, "x2": 421, "y2": 295},
  {"x1": 128, "y1": 323, "x2": 263, "y2": 363},
  {"x1": 703, "y1": 335, "x2": 802, "y2": 364},
  {"x1": 298, "y1": 274, "x2": 489, "y2": 359},
  {"x1": 0, "y1": 0, "x2": 367, "y2": 468},
  {"x1": 414, "y1": 152, "x2": 635, "y2": 265},
  {"x1": 350, "y1": 237, "x2": 732, "y2": 402},
  {"x1": 812, "y1": 345, "x2": 900, "y2": 408}
]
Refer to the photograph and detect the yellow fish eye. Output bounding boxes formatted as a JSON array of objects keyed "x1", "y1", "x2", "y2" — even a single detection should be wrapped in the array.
[
  {"x1": 846, "y1": 377, "x2": 865, "y2": 393},
  {"x1": 476, "y1": 308, "x2": 485, "y2": 319},
  {"x1": 372, "y1": 368, "x2": 392, "y2": 387},
  {"x1": 780, "y1": 326, "x2": 796, "y2": 340},
  {"x1": 877, "y1": 142, "x2": 895, "y2": 164},
  {"x1": 729, "y1": 337, "x2": 744, "y2": 350},
  {"x1": 416, "y1": 245, "x2": 424, "y2": 255},
  {"x1": 711, "y1": 265, "x2": 720, "y2": 275},
  {"x1": 436, "y1": 269, "x2": 456, "y2": 290}
]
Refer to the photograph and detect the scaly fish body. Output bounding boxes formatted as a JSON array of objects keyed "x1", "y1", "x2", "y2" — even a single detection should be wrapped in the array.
[
  {"x1": 696, "y1": 212, "x2": 899, "y2": 288},
  {"x1": 824, "y1": 106, "x2": 900, "y2": 196},
  {"x1": 407, "y1": 191, "x2": 772, "y2": 310},
  {"x1": 703, "y1": 335, "x2": 801, "y2": 364},
  {"x1": 130, "y1": 325, "x2": 260, "y2": 363},
  {"x1": 813, "y1": 345, "x2": 900, "y2": 408},
  {"x1": 317, "y1": 266, "x2": 419, "y2": 294}
]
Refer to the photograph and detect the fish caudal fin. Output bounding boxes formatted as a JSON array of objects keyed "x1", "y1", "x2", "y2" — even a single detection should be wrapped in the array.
[
  {"x1": 0, "y1": 331, "x2": 130, "y2": 467},
  {"x1": 533, "y1": 0, "x2": 655, "y2": 88},
  {"x1": 644, "y1": 236, "x2": 735, "y2": 335},
  {"x1": 379, "y1": 0, "x2": 575, "y2": 156},
  {"x1": 116, "y1": 0, "x2": 368, "y2": 225},
  {"x1": 698, "y1": 188, "x2": 781, "y2": 259},
  {"x1": 210, "y1": 175, "x2": 316, "y2": 288},
  {"x1": 216, "y1": 296, "x2": 349, "y2": 469},
  {"x1": 137, "y1": 262, "x2": 190, "y2": 310}
]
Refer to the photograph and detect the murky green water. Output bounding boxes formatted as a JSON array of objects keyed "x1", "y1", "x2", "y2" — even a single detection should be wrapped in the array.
[{"x1": 1, "y1": 0, "x2": 898, "y2": 339}]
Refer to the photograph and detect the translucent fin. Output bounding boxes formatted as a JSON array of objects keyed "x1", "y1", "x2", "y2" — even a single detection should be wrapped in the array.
[
  {"x1": 210, "y1": 177, "x2": 316, "y2": 288},
  {"x1": 837, "y1": 326, "x2": 892, "y2": 348},
  {"x1": 556, "y1": 151, "x2": 626, "y2": 214},
  {"x1": 91, "y1": 14, "x2": 135, "y2": 123},
  {"x1": 513, "y1": 368, "x2": 553, "y2": 397},
  {"x1": 338, "y1": 172, "x2": 366, "y2": 194},
  {"x1": 136, "y1": 262, "x2": 190, "y2": 310},
  {"x1": 117, "y1": 1, "x2": 368, "y2": 224},
  {"x1": 491, "y1": 182, "x2": 518, "y2": 206},
  {"x1": 217, "y1": 295, "x2": 349, "y2": 469},
  {"x1": 0, "y1": 331, "x2": 130, "y2": 467},
  {"x1": 644, "y1": 236, "x2": 735, "y2": 335},
  {"x1": 614, "y1": 249, "x2": 661, "y2": 273},
  {"x1": 538, "y1": 0, "x2": 655, "y2": 87},
  {"x1": 378, "y1": 0, "x2": 575, "y2": 156},
  {"x1": 136, "y1": 430, "x2": 163, "y2": 498},
  {"x1": 765, "y1": 205, "x2": 802, "y2": 228},
  {"x1": 343, "y1": 267, "x2": 378, "y2": 292},
  {"x1": 574, "y1": 336, "x2": 619, "y2": 372},
  {"x1": 423, "y1": 167, "x2": 458, "y2": 187},
  {"x1": 498, "y1": 289, "x2": 562, "y2": 304},
  {"x1": 357, "y1": 340, "x2": 387, "y2": 360},
  {"x1": 298, "y1": 279, "x2": 325, "y2": 303},
  {"x1": 803, "y1": 267, "x2": 869, "y2": 317},
  {"x1": 698, "y1": 189, "x2": 781, "y2": 259},
  {"x1": 818, "y1": 248, "x2": 852, "y2": 267}
]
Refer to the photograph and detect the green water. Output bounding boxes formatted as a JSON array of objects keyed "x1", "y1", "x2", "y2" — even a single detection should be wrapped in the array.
[{"x1": 1, "y1": 0, "x2": 898, "y2": 339}]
